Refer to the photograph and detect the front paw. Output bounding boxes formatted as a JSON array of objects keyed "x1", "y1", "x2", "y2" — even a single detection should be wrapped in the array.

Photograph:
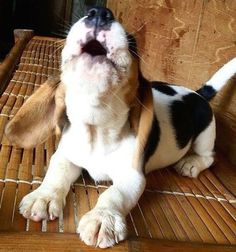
[
  {"x1": 19, "y1": 187, "x2": 65, "y2": 222},
  {"x1": 77, "y1": 208, "x2": 127, "y2": 248}
]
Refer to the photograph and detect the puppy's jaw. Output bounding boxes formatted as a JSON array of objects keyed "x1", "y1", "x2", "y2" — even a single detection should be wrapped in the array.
[{"x1": 61, "y1": 18, "x2": 131, "y2": 72}]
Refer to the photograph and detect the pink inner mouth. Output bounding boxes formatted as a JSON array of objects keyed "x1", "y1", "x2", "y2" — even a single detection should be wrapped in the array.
[{"x1": 82, "y1": 40, "x2": 107, "y2": 56}]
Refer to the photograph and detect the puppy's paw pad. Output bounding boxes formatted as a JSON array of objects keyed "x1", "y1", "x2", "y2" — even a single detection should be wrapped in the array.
[
  {"x1": 175, "y1": 154, "x2": 214, "y2": 178},
  {"x1": 77, "y1": 208, "x2": 126, "y2": 248},
  {"x1": 19, "y1": 189, "x2": 64, "y2": 222},
  {"x1": 174, "y1": 155, "x2": 204, "y2": 178}
]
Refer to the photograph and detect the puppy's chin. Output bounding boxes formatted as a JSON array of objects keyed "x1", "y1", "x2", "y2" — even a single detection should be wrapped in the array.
[
  {"x1": 61, "y1": 49, "x2": 131, "y2": 89},
  {"x1": 63, "y1": 53, "x2": 116, "y2": 76},
  {"x1": 78, "y1": 53, "x2": 115, "y2": 71},
  {"x1": 61, "y1": 52, "x2": 120, "y2": 93},
  {"x1": 62, "y1": 48, "x2": 131, "y2": 71}
]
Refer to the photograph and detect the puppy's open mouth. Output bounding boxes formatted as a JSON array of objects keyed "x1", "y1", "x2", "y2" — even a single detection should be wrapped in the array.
[{"x1": 82, "y1": 40, "x2": 107, "y2": 57}]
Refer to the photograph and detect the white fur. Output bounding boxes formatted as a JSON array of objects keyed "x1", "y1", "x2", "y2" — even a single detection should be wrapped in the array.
[
  {"x1": 174, "y1": 119, "x2": 215, "y2": 178},
  {"x1": 206, "y1": 57, "x2": 236, "y2": 91},
  {"x1": 61, "y1": 17, "x2": 88, "y2": 67},
  {"x1": 19, "y1": 14, "x2": 229, "y2": 248},
  {"x1": 174, "y1": 118, "x2": 216, "y2": 178},
  {"x1": 20, "y1": 150, "x2": 81, "y2": 221}
]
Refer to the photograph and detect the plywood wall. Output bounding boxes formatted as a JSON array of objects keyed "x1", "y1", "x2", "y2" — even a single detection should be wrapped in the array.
[{"x1": 107, "y1": 0, "x2": 236, "y2": 164}]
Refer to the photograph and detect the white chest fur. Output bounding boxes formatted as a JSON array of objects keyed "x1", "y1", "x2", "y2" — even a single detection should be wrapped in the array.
[
  {"x1": 60, "y1": 59, "x2": 137, "y2": 181},
  {"x1": 59, "y1": 124, "x2": 136, "y2": 181}
]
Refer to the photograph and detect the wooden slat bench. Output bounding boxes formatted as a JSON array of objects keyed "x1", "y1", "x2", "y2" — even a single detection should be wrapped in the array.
[{"x1": 0, "y1": 30, "x2": 235, "y2": 251}]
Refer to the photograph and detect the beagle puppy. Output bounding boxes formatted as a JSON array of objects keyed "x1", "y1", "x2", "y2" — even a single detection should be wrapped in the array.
[{"x1": 5, "y1": 7, "x2": 236, "y2": 248}]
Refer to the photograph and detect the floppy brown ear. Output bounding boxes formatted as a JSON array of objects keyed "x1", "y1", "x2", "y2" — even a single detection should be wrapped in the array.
[
  {"x1": 5, "y1": 76, "x2": 66, "y2": 149},
  {"x1": 129, "y1": 77, "x2": 154, "y2": 171}
]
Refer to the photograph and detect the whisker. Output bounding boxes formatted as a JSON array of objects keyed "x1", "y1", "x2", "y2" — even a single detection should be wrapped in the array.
[
  {"x1": 53, "y1": 23, "x2": 71, "y2": 35},
  {"x1": 71, "y1": 12, "x2": 83, "y2": 21},
  {"x1": 56, "y1": 24, "x2": 71, "y2": 33},
  {"x1": 129, "y1": 48, "x2": 148, "y2": 65},
  {"x1": 128, "y1": 45, "x2": 146, "y2": 57},
  {"x1": 129, "y1": 21, "x2": 148, "y2": 35},
  {"x1": 53, "y1": 11, "x2": 74, "y2": 26},
  {"x1": 135, "y1": 96, "x2": 152, "y2": 114},
  {"x1": 109, "y1": 90, "x2": 127, "y2": 107},
  {"x1": 46, "y1": 39, "x2": 65, "y2": 50},
  {"x1": 47, "y1": 45, "x2": 64, "y2": 55},
  {"x1": 103, "y1": 85, "x2": 128, "y2": 108},
  {"x1": 50, "y1": 44, "x2": 64, "y2": 57},
  {"x1": 130, "y1": 47, "x2": 145, "y2": 54},
  {"x1": 53, "y1": 30, "x2": 69, "y2": 38},
  {"x1": 100, "y1": 101, "x2": 128, "y2": 118},
  {"x1": 56, "y1": 21, "x2": 71, "y2": 27}
]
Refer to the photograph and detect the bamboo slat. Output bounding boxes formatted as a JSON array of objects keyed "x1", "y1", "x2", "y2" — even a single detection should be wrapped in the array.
[
  {"x1": 0, "y1": 30, "x2": 34, "y2": 96},
  {"x1": 0, "y1": 232, "x2": 235, "y2": 252},
  {"x1": 0, "y1": 34, "x2": 235, "y2": 249}
]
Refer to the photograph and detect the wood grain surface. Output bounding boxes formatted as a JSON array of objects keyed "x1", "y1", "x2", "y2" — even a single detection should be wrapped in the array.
[
  {"x1": 0, "y1": 7, "x2": 236, "y2": 250},
  {"x1": 0, "y1": 232, "x2": 235, "y2": 252},
  {"x1": 107, "y1": 0, "x2": 236, "y2": 164},
  {"x1": 0, "y1": 30, "x2": 33, "y2": 96}
]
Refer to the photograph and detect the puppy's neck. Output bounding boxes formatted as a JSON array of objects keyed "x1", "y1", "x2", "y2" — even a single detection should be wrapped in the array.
[
  {"x1": 64, "y1": 79, "x2": 131, "y2": 149},
  {"x1": 61, "y1": 53, "x2": 138, "y2": 149},
  {"x1": 84, "y1": 119, "x2": 130, "y2": 151}
]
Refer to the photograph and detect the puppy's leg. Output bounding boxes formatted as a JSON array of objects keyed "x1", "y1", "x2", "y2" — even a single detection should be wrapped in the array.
[
  {"x1": 19, "y1": 149, "x2": 81, "y2": 221},
  {"x1": 77, "y1": 169, "x2": 146, "y2": 248},
  {"x1": 175, "y1": 118, "x2": 216, "y2": 178}
]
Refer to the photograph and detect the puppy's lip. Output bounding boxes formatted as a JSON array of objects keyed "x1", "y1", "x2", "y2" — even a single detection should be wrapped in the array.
[{"x1": 81, "y1": 39, "x2": 107, "y2": 57}]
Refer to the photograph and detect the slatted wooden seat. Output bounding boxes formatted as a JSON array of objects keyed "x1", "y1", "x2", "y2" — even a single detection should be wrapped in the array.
[{"x1": 0, "y1": 30, "x2": 235, "y2": 251}]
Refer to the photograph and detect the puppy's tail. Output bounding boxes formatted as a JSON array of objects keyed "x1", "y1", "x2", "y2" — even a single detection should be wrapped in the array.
[{"x1": 197, "y1": 57, "x2": 236, "y2": 101}]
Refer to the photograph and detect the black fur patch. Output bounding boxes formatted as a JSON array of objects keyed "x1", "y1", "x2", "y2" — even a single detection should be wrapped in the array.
[
  {"x1": 171, "y1": 93, "x2": 213, "y2": 149},
  {"x1": 144, "y1": 114, "x2": 160, "y2": 165},
  {"x1": 152, "y1": 81, "x2": 177, "y2": 96},
  {"x1": 196, "y1": 84, "x2": 217, "y2": 101},
  {"x1": 138, "y1": 75, "x2": 160, "y2": 171}
]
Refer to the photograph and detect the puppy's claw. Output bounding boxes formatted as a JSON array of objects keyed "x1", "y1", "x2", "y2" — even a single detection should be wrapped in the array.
[{"x1": 78, "y1": 208, "x2": 126, "y2": 248}]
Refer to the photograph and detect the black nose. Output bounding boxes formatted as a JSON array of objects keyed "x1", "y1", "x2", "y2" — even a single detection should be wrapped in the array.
[{"x1": 85, "y1": 7, "x2": 114, "y2": 28}]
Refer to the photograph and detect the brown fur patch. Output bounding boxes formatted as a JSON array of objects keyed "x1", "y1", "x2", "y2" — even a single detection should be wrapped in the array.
[
  {"x1": 5, "y1": 76, "x2": 66, "y2": 149},
  {"x1": 124, "y1": 58, "x2": 139, "y2": 108},
  {"x1": 86, "y1": 124, "x2": 97, "y2": 149},
  {"x1": 129, "y1": 77, "x2": 154, "y2": 171}
]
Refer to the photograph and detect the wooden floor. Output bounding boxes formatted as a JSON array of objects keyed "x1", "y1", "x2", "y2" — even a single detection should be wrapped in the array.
[
  {"x1": 1, "y1": 232, "x2": 236, "y2": 252},
  {"x1": 0, "y1": 36, "x2": 236, "y2": 251}
]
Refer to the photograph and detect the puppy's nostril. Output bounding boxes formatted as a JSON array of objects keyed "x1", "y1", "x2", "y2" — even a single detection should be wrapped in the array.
[{"x1": 85, "y1": 7, "x2": 115, "y2": 28}]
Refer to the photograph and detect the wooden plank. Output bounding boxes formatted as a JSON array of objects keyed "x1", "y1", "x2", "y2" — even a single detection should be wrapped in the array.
[
  {"x1": 63, "y1": 189, "x2": 76, "y2": 233},
  {"x1": 150, "y1": 172, "x2": 202, "y2": 242},
  {"x1": 0, "y1": 182, "x2": 17, "y2": 230},
  {"x1": 160, "y1": 169, "x2": 216, "y2": 243},
  {"x1": 0, "y1": 30, "x2": 33, "y2": 95},
  {"x1": 212, "y1": 153, "x2": 236, "y2": 196},
  {"x1": 0, "y1": 232, "x2": 235, "y2": 252}
]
